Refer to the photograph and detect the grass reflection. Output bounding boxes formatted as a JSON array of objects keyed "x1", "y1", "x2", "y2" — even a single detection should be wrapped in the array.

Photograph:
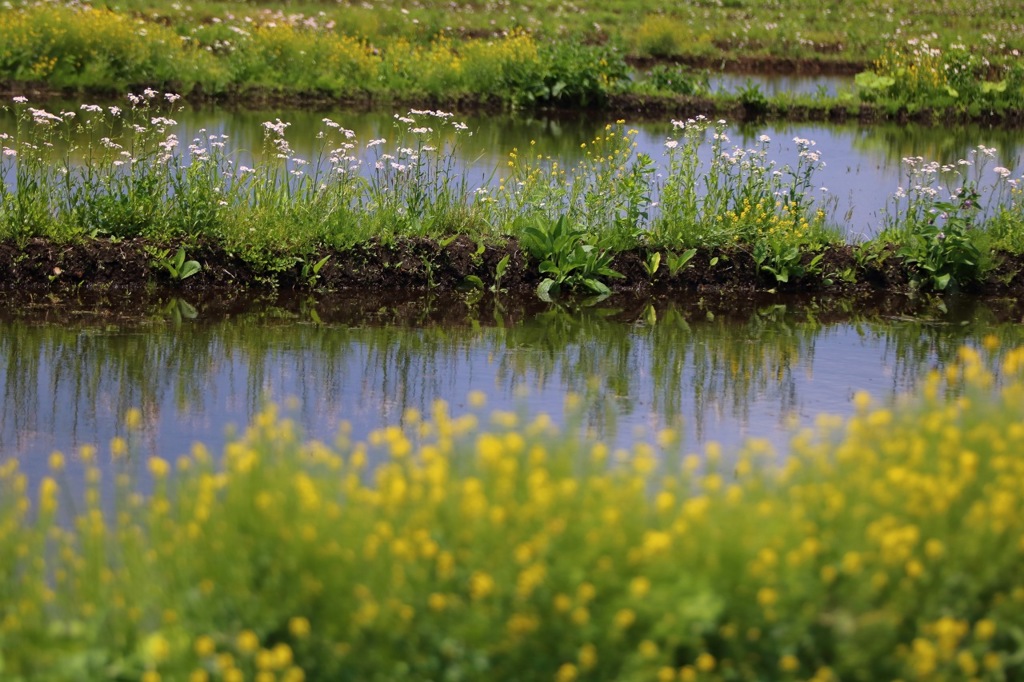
[{"x1": 3, "y1": 294, "x2": 1024, "y2": 465}]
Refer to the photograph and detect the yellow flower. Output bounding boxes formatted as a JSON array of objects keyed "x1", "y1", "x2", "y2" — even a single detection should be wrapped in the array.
[
  {"x1": 288, "y1": 616, "x2": 311, "y2": 638},
  {"x1": 470, "y1": 571, "x2": 495, "y2": 600},
  {"x1": 629, "y1": 576, "x2": 651, "y2": 598},
  {"x1": 639, "y1": 639, "x2": 659, "y2": 658},
  {"x1": 578, "y1": 643, "x2": 597, "y2": 670},
  {"x1": 555, "y1": 663, "x2": 578, "y2": 682},
  {"x1": 756, "y1": 587, "x2": 778, "y2": 608},
  {"x1": 125, "y1": 407, "x2": 143, "y2": 430},
  {"x1": 194, "y1": 635, "x2": 216, "y2": 658},
  {"x1": 236, "y1": 630, "x2": 260, "y2": 655},
  {"x1": 696, "y1": 652, "x2": 716, "y2": 672},
  {"x1": 110, "y1": 436, "x2": 128, "y2": 458},
  {"x1": 428, "y1": 593, "x2": 447, "y2": 612},
  {"x1": 148, "y1": 457, "x2": 170, "y2": 479},
  {"x1": 272, "y1": 643, "x2": 294, "y2": 668},
  {"x1": 779, "y1": 654, "x2": 800, "y2": 672},
  {"x1": 975, "y1": 618, "x2": 997, "y2": 640},
  {"x1": 614, "y1": 608, "x2": 636, "y2": 630}
]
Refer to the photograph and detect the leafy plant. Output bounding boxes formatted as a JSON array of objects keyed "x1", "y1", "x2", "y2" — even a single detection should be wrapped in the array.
[
  {"x1": 642, "y1": 251, "x2": 661, "y2": 278},
  {"x1": 150, "y1": 246, "x2": 202, "y2": 281},
  {"x1": 665, "y1": 248, "x2": 697, "y2": 276},
  {"x1": 737, "y1": 79, "x2": 769, "y2": 117},
  {"x1": 490, "y1": 253, "x2": 510, "y2": 293},
  {"x1": 753, "y1": 242, "x2": 824, "y2": 285},
  {"x1": 521, "y1": 214, "x2": 623, "y2": 298},
  {"x1": 897, "y1": 184, "x2": 986, "y2": 291},
  {"x1": 300, "y1": 254, "x2": 331, "y2": 288},
  {"x1": 854, "y1": 71, "x2": 896, "y2": 101},
  {"x1": 640, "y1": 64, "x2": 710, "y2": 96}
]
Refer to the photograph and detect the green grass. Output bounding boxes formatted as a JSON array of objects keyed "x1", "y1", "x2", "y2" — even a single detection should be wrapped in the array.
[
  {"x1": 2, "y1": 1, "x2": 1024, "y2": 117},
  {"x1": 2, "y1": 341, "x2": 1024, "y2": 680},
  {"x1": 94, "y1": 0, "x2": 1023, "y2": 68}
]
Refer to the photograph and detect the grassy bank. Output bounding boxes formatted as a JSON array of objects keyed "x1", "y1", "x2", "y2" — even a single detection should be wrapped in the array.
[
  {"x1": 2, "y1": 341, "x2": 1024, "y2": 680},
  {"x1": 2, "y1": 96, "x2": 1024, "y2": 296},
  {"x1": 1, "y1": 2, "x2": 1024, "y2": 119}
]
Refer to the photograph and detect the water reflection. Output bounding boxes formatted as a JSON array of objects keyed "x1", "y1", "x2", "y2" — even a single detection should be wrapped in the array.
[{"x1": 2, "y1": 292, "x2": 1022, "y2": 482}]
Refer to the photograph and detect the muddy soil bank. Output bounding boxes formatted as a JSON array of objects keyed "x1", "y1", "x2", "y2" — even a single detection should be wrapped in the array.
[{"x1": 2, "y1": 237, "x2": 1024, "y2": 304}]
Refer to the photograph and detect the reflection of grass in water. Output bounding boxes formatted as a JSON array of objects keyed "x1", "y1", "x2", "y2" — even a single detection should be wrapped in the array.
[
  {"x1": 4, "y1": 296, "x2": 1024, "y2": 456},
  {"x1": 3, "y1": 343, "x2": 1024, "y2": 680}
]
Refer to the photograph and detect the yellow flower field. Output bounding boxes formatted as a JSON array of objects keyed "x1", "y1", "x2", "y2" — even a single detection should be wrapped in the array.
[{"x1": 1, "y1": 342, "x2": 1023, "y2": 680}]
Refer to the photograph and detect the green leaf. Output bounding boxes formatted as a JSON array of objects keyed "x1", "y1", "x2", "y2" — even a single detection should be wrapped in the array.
[
  {"x1": 312, "y1": 255, "x2": 331, "y2": 274},
  {"x1": 462, "y1": 275, "x2": 484, "y2": 290},
  {"x1": 495, "y1": 254, "x2": 510, "y2": 279},
  {"x1": 179, "y1": 260, "x2": 202, "y2": 280},
  {"x1": 854, "y1": 71, "x2": 895, "y2": 90},
  {"x1": 645, "y1": 251, "x2": 661, "y2": 276},
  {"x1": 537, "y1": 278, "x2": 557, "y2": 302},
  {"x1": 172, "y1": 246, "x2": 186, "y2": 271},
  {"x1": 538, "y1": 261, "x2": 560, "y2": 275},
  {"x1": 981, "y1": 80, "x2": 1007, "y2": 94}
]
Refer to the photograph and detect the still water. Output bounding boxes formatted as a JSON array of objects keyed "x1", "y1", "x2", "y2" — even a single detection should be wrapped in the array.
[
  {"x1": 2, "y1": 102, "x2": 1022, "y2": 236},
  {"x1": 3, "y1": 292, "x2": 1022, "y2": 482}
]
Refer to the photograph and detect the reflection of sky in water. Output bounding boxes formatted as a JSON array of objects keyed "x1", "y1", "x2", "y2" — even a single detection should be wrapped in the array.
[
  {"x1": 2, "y1": 102, "x2": 1023, "y2": 237},
  {"x1": 709, "y1": 73, "x2": 854, "y2": 97},
  {"x1": 4, "y1": 298, "x2": 1022, "y2": 489}
]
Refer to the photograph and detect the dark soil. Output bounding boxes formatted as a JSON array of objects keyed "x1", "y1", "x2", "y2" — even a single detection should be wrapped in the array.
[{"x1": 3, "y1": 237, "x2": 1024, "y2": 303}]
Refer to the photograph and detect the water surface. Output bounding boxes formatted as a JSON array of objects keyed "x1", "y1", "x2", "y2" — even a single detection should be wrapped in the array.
[{"x1": 3, "y1": 292, "x2": 1021, "y2": 484}]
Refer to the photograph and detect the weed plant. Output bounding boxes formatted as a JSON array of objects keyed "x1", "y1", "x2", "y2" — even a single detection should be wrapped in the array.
[{"x1": 2, "y1": 342, "x2": 1024, "y2": 679}]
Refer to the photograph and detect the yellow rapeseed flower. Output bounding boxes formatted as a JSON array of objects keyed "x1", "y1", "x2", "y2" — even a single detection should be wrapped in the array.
[
  {"x1": 555, "y1": 662, "x2": 578, "y2": 682},
  {"x1": 236, "y1": 630, "x2": 260, "y2": 655},
  {"x1": 578, "y1": 643, "x2": 597, "y2": 670},
  {"x1": 974, "y1": 618, "x2": 997, "y2": 640},
  {"x1": 288, "y1": 617, "x2": 311, "y2": 638},
  {"x1": 696, "y1": 652, "x2": 716, "y2": 672},
  {"x1": 194, "y1": 635, "x2": 216, "y2": 658},
  {"x1": 148, "y1": 457, "x2": 170, "y2": 479}
]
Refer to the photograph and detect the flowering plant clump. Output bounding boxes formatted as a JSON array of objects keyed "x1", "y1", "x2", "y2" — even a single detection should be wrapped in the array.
[
  {"x1": 3, "y1": 93, "x2": 1024, "y2": 292},
  {"x1": 878, "y1": 146, "x2": 1005, "y2": 290},
  {"x1": 2, "y1": 341, "x2": 1024, "y2": 680}
]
